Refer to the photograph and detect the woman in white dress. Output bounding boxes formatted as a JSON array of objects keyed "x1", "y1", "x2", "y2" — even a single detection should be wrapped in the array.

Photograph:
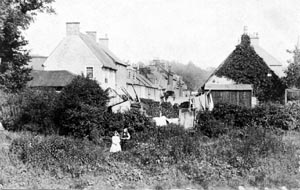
[{"x1": 110, "y1": 131, "x2": 121, "y2": 153}]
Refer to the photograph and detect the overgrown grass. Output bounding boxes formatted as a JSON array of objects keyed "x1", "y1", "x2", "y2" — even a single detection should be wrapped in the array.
[
  {"x1": 2, "y1": 87, "x2": 300, "y2": 188},
  {"x1": 6, "y1": 124, "x2": 300, "y2": 189}
]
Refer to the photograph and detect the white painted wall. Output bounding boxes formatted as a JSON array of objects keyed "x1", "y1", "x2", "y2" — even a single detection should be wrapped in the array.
[{"x1": 43, "y1": 35, "x2": 117, "y2": 90}]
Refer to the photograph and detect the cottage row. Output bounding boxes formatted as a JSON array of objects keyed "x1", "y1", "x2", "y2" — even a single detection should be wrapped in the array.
[
  {"x1": 27, "y1": 22, "x2": 189, "y2": 106},
  {"x1": 27, "y1": 22, "x2": 286, "y2": 109}
]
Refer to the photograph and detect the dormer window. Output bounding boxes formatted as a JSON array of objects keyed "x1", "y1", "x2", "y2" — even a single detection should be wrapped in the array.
[{"x1": 86, "y1": 67, "x2": 93, "y2": 79}]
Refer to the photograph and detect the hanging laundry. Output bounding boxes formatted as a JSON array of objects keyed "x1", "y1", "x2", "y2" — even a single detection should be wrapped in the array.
[
  {"x1": 206, "y1": 92, "x2": 214, "y2": 111},
  {"x1": 199, "y1": 94, "x2": 206, "y2": 110},
  {"x1": 192, "y1": 95, "x2": 203, "y2": 111},
  {"x1": 153, "y1": 116, "x2": 168, "y2": 126},
  {"x1": 192, "y1": 90, "x2": 214, "y2": 112}
]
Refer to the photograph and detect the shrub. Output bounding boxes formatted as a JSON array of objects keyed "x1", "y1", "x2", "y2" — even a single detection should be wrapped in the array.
[
  {"x1": 285, "y1": 101, "x2": 300, "y2": 130},
  {"x1": 196, "y1": 114, "x2": 228, "y2": 138},
  {"x1": 102, "y1": 109, "x2": 155, "y2": 147},
  {"x1": 11, "y1": 88, "x2": 58, "y2": 134},
  {"x1": 54, "y1": 76, "x2": 109, "y2": 138},
  {"x1": 140, "y1": 98, "x2": 179, "y2": 118},
  {"x1": 140, "y1": 98, "x2": 161, "y2": 117},
  {"x1": 196, "y1": 103, "x2": 294, "y2": 138},
  {"x1": 161, "y1": 102, "x2": 179, "y2": 118}
]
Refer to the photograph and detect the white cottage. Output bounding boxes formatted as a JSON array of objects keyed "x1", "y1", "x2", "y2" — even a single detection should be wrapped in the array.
[{"x1": 43, "y1": 22, "x2": 127, "y2": 90}]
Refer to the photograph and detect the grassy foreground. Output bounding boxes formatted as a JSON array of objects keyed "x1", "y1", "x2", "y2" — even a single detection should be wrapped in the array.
[
  {"x1": 0, "y1": 127, "x2": 300, "y2": 189},
  {"x1": 0, "y1": 130, "x2": 199, "y2": 189}
]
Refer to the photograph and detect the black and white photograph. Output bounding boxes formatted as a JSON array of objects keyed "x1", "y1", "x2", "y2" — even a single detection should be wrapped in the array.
[{"x1": 1, "y1": 0, "x2": 300, "y2": 189}]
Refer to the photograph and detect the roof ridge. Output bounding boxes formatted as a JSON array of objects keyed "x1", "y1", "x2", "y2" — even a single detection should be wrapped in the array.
[{"x1": 79, "y1": 33, "x2": 116, "y2": 70}]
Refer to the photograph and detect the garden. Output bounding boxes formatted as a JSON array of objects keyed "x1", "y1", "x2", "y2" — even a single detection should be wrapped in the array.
[{"x1": 0, "y1": 76, "x2": 300, "y2": 189}]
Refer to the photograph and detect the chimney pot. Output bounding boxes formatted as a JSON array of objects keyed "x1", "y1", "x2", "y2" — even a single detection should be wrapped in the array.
[
  {"x1": 66, "y1": 22, "x2": 80, "y2": 36},
  {"x1": 86, "y1": 31, "x2": 97, "y2": 41}
]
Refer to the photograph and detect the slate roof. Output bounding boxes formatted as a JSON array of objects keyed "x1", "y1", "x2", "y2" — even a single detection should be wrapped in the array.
[
  {"x1": 127, "y1": 73, "x2": 159, "y2": 89},
  {"x1": 252, "y1": 44, "x2": 285, "y2": 77},
  {"x1": 97, "y1": 42, "x2": 127, "y2": 66},
  {"x1": 79, "y1": 34, "x2": 117, "y2": 70},
  {"x1": 27, "y1": 70, "x2": 76, "y2": 87},
  {"x1": 204, "y1": 36, "x2": 285, "y2": 86}
]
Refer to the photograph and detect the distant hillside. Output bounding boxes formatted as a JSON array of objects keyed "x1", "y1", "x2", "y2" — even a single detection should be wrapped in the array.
[{"x1": 170, "y1": 61, "x2": 213, "y2": 91}]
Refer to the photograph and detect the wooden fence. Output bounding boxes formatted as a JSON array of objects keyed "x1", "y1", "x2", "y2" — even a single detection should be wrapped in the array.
[{"x1": 0, "y1": 105, "x2": 21, "y2": 120}]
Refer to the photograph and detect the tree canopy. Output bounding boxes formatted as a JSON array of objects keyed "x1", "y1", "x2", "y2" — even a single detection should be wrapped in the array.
[
  {"x1": 0, "y1": 0, "x2": 55, "y2": 93},
  {"x1": 284, "y1": 45, "x2": 300, "y2": 88},
  {"x1": 54, "y1": 76, "x2": 109, "y2": 138},
  {"x1": 215, "y1": 34, "x2": 286, "y2": 102},
  {"x1": 170, "y1": 61, "x2": 212, "y2": 90}
]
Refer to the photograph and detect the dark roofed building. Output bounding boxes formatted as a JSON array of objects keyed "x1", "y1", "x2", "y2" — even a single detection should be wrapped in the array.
[
  {"x1": 126, "y1": 66, "x2": 161, "y2": 101},
  {"x1": 204, "y1": 32, "x2": 286, "y2": 107},
  {"x1": 28, "y1": 70, "x2": 76, "y2": 90}
]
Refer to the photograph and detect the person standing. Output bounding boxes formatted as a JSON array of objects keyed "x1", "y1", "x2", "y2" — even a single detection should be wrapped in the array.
[
  {"x1": 110, "y1": 131, "x2": 121, "y2": 153},
  {"x1": 121, "y1": 128, "x2": 131, "y2": 151}
]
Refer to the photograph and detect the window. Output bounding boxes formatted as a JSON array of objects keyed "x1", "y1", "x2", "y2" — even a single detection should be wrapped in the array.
[
  {"x1": 105, "y1": 78, "x2": 108, "y2": 83},
  {"x1": 86, "y1": 67, "x2": 93, "y2": 79}
]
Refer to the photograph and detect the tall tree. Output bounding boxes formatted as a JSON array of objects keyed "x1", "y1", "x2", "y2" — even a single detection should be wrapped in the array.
[
  {"x1": 0, "y1": 0, "x2": 55, "y2": 92},
  {"x1": 284, "y1": 44, "x2": 300, "y2": 88},
  {"x1": 171, "y1": 61, "x2": 212, "y2": 90}
]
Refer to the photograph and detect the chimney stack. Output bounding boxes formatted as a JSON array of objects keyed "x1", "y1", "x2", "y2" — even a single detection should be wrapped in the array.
[
  {"x1": 86, "y1": 31, "x2": 97, "y2": 41},
  {"x1": 99, "y1": 34, "x2": 109, "y2": 48},
  {"x1": 250, "y1": 32, "x2": 259, "y2": 46},
  {"x1": 66, "y1": 22, "x2": 80, "y2": 36}
]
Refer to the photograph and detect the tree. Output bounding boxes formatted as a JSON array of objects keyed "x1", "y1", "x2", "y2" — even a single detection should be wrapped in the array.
[
  {"x1": 171, "y1": 61, "x2": 212, "y2": 90},
  {"x1": 0, "y1": 0, "x2": 55, "y2": 93},
  {"x1": 284, "y1": 45, "x2": 300, "y2": 88},
  {"x1": 54, "y1": 76, "x2": 110, "y2": 138},
  {"x1": 10, "y1": 88, "x2": 59, "y2": 134},
  {"x1": 215, "y1": 34, "x2": 286, "y2": 102}
]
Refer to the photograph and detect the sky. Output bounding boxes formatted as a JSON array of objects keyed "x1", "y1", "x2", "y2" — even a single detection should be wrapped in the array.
[{"x1": 24, "y1": 0, "x2": 300, "y2": 69}]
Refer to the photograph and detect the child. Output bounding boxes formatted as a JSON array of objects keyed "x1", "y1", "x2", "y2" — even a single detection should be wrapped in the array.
[
  {"x1": 121, "y1": 128, "x2": 131, "y2": 151},
  {"x1": 110, "y1": 131, "x2": 121, "y2": 153}
]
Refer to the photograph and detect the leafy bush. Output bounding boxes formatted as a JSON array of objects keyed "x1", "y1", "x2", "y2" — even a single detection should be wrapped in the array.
[
  {"x1": 140, "y1": 98, "x2": 179, "y2": 118},
  {"x1": 161, "y1": 102, "x2": 179, "y2": 118},
  {"x1": 140, "y1": 98, "x2": 161, "y2": 117},
  {"x1": 1, "y1": 89, "x2": 58, "y2": 134},
  {"x1": 196, "y1": 103, "x2": 294, "y2": 138},
  {"x1": 11, "y1": 89, "x2": 58, "y2": 134},
  {"x1": 54, "y1": 76, "x2": 109, "y2": 138},
  {"x1": 102, "y1": 109, "x2": 155, "y2": 149},
  {"x1": 285, "y1": 101, "x2": 300, "y2": 130}
]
